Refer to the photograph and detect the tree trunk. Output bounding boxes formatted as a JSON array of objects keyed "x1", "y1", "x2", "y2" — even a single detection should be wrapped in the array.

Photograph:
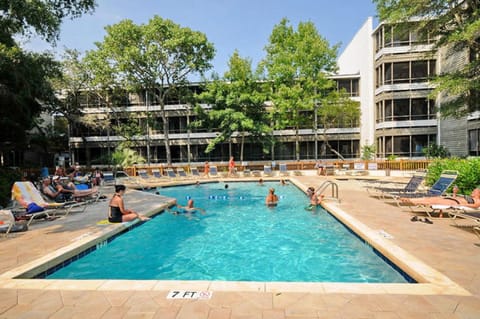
[
  {"x1": 322, "y1": 130, "x2": 345, "y2": 160},
  {"x1": 161, "y1": 108, "x2": 171, "y2": 165},
  {"x1": 240, "y1": 133, "x2": 245, "y2": 162},
  {"x1": 295, "y1": 127, "x2": 300, "y2": 161}
]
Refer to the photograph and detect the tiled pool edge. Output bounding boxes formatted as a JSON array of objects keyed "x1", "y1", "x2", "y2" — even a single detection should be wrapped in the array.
[{"x1": 0, "y1": 179, "x2": 472, "y2": 296}]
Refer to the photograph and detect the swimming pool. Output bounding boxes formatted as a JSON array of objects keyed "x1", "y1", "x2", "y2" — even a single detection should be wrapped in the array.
[{"x1": 45, "y1": 181, "x2": 411, "y2": 283}]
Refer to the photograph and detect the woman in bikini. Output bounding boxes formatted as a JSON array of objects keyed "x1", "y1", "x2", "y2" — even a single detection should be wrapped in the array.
[
  {"x1": 400, "y1": 188, "x2": 480, "y2": 208},
  {"x1": 108, "y1": 185, "x2": 150, "y2": 223}
]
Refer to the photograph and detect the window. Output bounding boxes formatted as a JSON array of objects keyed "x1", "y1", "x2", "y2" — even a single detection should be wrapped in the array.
[
  {"x1": 411, "y1": 61, "x2": 428, "y2": 82},
  {"x1": 384, "y1": 63, "x2": 392, "y2": 84},
  {"x1": 377, "y1": 98, "x2": 436, "y2": 123},
  {"x1": 469, "y1": 129, "x2": 480, "y2": 156},
  {"x1": 378, "y1": 134, "x2": 436, "y2": 157},
  {"x1": 379, "y1": 60, "x2": 436, "y2": 86},
  {"x1": 336, "y1": 79, "x2": 360, "y2": 97},
  {"x1": 392, "y1": 62, "x2": 410, "y2": 84},
  {"x1": 393, "y1": 99, "x2": 409, "y2": 120}
]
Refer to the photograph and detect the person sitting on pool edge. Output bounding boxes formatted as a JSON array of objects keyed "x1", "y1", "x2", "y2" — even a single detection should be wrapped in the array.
[
  {"x1": 265, "y1": 188, "x2": 279, "y2": 207},
  {"x1": 108, "y1": 184, "x2": 150, "y2": 223},
  {"x1": 169, "y1": 199, "x2": 206, "y2": 215},
  {"x1": 305, "y1": 186, "x2": 324, "y2": 211}
]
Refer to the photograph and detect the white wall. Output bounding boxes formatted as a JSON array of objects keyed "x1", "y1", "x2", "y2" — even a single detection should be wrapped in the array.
[{"x1": 337, "y1": 17, "x2": 375, "y2": 150}]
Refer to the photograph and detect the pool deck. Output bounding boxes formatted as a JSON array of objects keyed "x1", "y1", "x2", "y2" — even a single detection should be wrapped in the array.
[{"x1": 1, "y1": 173, "x2": 479, "y2": 318}]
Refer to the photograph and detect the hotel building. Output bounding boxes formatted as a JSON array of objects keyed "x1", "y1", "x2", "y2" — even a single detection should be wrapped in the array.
[{"x1": 65, "y1": 17, "x2": 478, "y2": 165}]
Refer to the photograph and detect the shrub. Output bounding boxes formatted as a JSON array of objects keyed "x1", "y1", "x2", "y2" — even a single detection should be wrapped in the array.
[{"x1": 426, "y1": 158, "x2": 480, "y2": 194}]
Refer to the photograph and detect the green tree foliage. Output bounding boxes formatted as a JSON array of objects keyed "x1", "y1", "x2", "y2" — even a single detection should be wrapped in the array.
[
  {"x1": 423, "y1": 143, "x2": 451, "y2": 158},
  {"x1": 112, "y1": 146, "x2": 145, "y2": 168},
  {"x1": 0, "y1": 0, "x2": 96, "y2": 165},
  {"x1": 361, "y1": 143, "x2": 377, "y2": 160},
  {"x1": 90, "y1": 16, "x2": 215, "y2": 165},
  {"x1": 426, "y1": 157, "x2": 480, "y2": 194},
  {"x1": 195, "y1": 50, "x2": 270, "y2": 161},
  {"x1": 262, "y1": 18, "x2": 358, "y2": 160},
  {"x1": 0, "y1": 0, "x2": 96, "y2": 44},
  {"x1": 373, "y1": 0, "x2": 480, "y2": 117},
  {"x1": 317, "y1": 90, "x2": 360, "y2": 159}
]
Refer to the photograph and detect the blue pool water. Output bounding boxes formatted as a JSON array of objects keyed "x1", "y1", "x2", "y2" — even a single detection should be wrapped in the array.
[{"x1": 46, "y1": 181, "x2": 411, "y2": 283}]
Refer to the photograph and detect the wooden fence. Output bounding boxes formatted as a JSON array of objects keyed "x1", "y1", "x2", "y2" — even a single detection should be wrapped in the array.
[{"x1": 124, "y1": 159, "x2": 432, "y2": 177}]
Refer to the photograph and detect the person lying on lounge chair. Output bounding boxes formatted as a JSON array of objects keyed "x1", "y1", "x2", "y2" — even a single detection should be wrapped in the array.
[
  {"x1": 400, "y1": 188, "x2": 480, "y2": 209},
  {"x1": 42, "y1": 177, "x2": 98, "y2": 202}
]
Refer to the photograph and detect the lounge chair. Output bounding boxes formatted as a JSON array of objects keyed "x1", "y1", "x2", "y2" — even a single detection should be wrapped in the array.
[
  {"x1": 190, "y1": 167, "x2": 201, "y2": 178},
  {"x1": 209, "y1": 166, "x2": 219, "y2": 178},
  {"x1": 165, "y1": 168, "x2": 178, "y2": 180},
  {"x1": 11, "y1": 181, "x2": 88, "y2": 225},
  {"x1": 279, "y1": 163, "x2": 289, "y2": 176},
  {"x1": 390, "y1": 170, "x2": 458, "y2": 203},
  {"x1": 152, "y1": 169, "x2": 164, "y2": 180},
  {"x1": 138, "y1": 169, "x2": 153, "y2": 180},
  {"x1": 367, "y1": 170, "x2": 426, "y2": 199},
  {"x1": 243, "y1": 169, "x2": 251, "y2": 177},
  {"x1": 444, "y1": 208, "x2": 480, "y2": 240},
  {"x1": 0, "y1": 209, "x2": 15, "y2": 237},
  {"x1": 176, "y1": 168, "x2": 189, "y2": 179},
  {"x1": 263, "y1": 165, "x2": 273, "y2": 177}
]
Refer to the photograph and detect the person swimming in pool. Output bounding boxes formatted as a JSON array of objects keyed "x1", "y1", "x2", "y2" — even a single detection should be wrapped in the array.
[
  {"x1": 169, "y1": 199, "x2": 206, "y2": 216},
  {"x1": 108, "y1": 184, "x2": 150, "y2": 223},
  {"x1": 305, "y1": 186, "x2": 324, "y2": 211},
  {"x1": 265, "y1": 188, "x2": 279, "y2": 207}
]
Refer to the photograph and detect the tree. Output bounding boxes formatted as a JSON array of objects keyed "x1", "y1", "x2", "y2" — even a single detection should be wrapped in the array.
[
  {"x1": 373, "y1": 0, "x2": 480, "y2": 117},
  {"x1": 262, "y1": 18, "x2": 344, "y2": 160},
  {"x1": 194, "y1": 50, "x2": 270, "y2": 161},
  {"x1": 318, "y1": 91, "x2": 360, "y2": 160},
  {"x1": 0, "y1": 0, "x2": 96, "y2": 166},
  {"x1": 90, "y1": 16, "x2": 215, "y2": 165}
]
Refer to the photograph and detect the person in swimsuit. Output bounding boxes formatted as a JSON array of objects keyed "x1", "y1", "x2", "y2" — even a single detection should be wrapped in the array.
[
  {"x1": 108, "y1": 185, "x2": 150, "y2": 223},
  {"x1": 204, "y1": 161, "x2": 210, "y2": 178},
  {"x1": 305, "y1": 186, "x2": 324, "y2": 211},
  {"x1": 265, "y1": 188, "x2": 279, "y2": 207},
  {"x1": 169, "y1": 199, "x2": 205, "y2": 216},
  {"x1": 400, "y1": 188, "x2": 480, "y2": 208},
  {"x1": 228, "y1": 156, "x2": 235, "y2": 177}
]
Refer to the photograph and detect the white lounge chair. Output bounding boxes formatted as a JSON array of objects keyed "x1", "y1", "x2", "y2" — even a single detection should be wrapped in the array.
[
  {"x1": 209, "y1": 166, "x2": 219, "y2": 178},
  {"x1": 263, "y1": 166, "x2": 273, "y2": 177},
  {"x1": 0, "y1": 209, "x2": 15, "y2": 237},
  {"x1": 11, "y1": 181, "x2": 87, "y2": 224},
  {"x1": 279, "y1": 163, "x2": 289, "y2": 176}
]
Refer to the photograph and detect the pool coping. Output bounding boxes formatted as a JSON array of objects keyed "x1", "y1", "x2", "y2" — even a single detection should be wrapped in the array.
[{"x1": 0, "y1": 178, "x2": 471, "y2": 296}]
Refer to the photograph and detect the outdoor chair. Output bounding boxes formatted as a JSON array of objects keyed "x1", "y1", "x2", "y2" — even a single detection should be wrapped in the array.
[
  {"x1": 176, "y1": 168, "x2": 189, "y2": 179},
  {"x1": 165, "y1": 168, "x2": 178, "y2": 180},
  {"x1": 209, "y1": 166, "x2": 219, "y2": 178},
  {"x1": 263, "y1": 165, "x2": 273, "y2": 177},
  {"x1": 190, "y1": 167, "x2": 201, "y2": 178},
  {"x1": 366, "y1": 170, "x2": 426, "y2": 199},
  {"x1": 279, "y1": 163, "x2": 289, "y2": 176}
]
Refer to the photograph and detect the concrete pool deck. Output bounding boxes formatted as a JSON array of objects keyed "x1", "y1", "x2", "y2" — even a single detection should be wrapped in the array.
[{"x1": 0, "y1": 173, "x2": 479, "y2": 318}]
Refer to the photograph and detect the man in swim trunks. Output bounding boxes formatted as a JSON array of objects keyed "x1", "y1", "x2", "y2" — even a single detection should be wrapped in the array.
[{"x1": 265, "y1": 188, "x2": 279, "y2": 207}]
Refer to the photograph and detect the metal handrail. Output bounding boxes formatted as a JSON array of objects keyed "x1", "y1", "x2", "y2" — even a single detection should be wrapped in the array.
[{"x1": 316, "y1": 180, "x2": 339, "y2": 201}]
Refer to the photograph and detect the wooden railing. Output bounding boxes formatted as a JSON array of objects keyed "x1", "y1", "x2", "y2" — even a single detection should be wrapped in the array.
[{"x1": 125, "y1": 159, "x2": 432, "y2": 177}]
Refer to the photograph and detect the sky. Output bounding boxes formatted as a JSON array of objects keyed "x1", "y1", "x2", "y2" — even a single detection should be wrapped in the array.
[{"x1": 22, "y1": 0, "x2": 378, "y2": 77}]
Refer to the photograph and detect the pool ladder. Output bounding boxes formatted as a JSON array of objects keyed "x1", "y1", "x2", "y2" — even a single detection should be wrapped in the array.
[{"x1": 316, "y1": 180, "x2": 339, "y2": 201}]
